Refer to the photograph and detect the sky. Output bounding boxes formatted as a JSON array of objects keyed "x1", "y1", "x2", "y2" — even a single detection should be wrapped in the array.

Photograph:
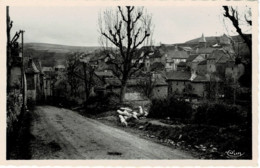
[{"x1": 9, "y1": 5, "x2": 251, "y2": 46}]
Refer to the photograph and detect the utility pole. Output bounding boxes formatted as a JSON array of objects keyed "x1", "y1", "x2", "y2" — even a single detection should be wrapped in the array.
[
  {"x1": 7, "y1": 6, "x2": 12, "y2": 91},
  {"x1": 20, "y1": 30, "x2": 26, "y2": 112}
]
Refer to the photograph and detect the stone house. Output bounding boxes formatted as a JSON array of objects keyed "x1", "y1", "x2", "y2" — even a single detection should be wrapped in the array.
[
  {"x1": 25, "y1": 58, "x2": 42, "y2": 104},
  {"x1": 151, "y1": 73, "x2": 168, "y2": 99},
  {"x1": 105, "y1": 78, "x2": 147, "y2": 101},
  {"x1": 166, "y1": 71, "x2": 210, "y2": 98},
  {"x1": 42, "y1": 67, "x2": 54, "y2": 99},
  {"x1": 164, "y1": 46, "x2": 189, "y2": 71},
  {"x1": 166, "y1": 71, "x2": 191, "y2": 96},
  {"x1": 207, "y1": 49, "x2": 235, "y2": 78},
  {"x1": 197, "y1": 60, "x2": 207, "y2": 75},
  {"x1": 190, "y1": 75, "x2": 210, "y2": 98},
  {"x1": 186, "y1": 54, "x2": 206, "y2": 74}
]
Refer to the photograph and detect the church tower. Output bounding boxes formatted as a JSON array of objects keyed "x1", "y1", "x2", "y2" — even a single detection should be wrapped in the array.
[{"x1": 198, "y1": 33, "x2": 207, "y2": 48}]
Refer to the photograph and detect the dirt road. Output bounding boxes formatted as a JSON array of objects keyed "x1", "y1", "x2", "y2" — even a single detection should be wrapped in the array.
[{"x1": 29, "y1": 106, "x2": 194, "y2": 159}]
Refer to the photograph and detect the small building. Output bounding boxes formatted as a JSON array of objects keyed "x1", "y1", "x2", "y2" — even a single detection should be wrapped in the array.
[
  {"x1": 42, "y1": 67, "x2": 54, "y2": 100},
  {"x1": 186, "y1": 54, "x2": 205, "y2": 74},
  {"x1": 151, "y1": 73, "x2": 168, "y2": 99},
  {"x1": 197, "y1": 60, "x2": 207, "y2": 75},
  {"x1": 164, "y1": 46, "x2": 189, "y2": 71},
  {"x1": 25, "y1": 58, "x2": 41, "y2": 104},
  {"x1": 207, "y1": 49, "x2": 235, "y2": 78},
  {"x1": 190, "y1": 75, "x2": 210, "y2": 98},
  {"x1": 166, "y1": 71, "x2": 191, "y2": 96}
]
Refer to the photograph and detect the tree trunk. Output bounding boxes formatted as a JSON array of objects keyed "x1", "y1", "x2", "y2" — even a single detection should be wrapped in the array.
[{"x1": 120, "y1": 80, "x2": 127, "y2": 103}]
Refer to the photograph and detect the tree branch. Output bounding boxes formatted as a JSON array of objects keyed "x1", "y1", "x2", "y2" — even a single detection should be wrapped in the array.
[
  {"x1": 118, "y1": 6, "x2": 127, "y2": 22},
  {"x1": 223, "y1": 6, "x2": 251, "y2": 53}
]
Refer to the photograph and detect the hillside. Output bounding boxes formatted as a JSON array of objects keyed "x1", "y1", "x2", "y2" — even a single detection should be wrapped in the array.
[
  {"x1": 24, "y1": 43, "x2": 101, "y2": 67},
  {"x1": 185, "y1": 34, "x2": 251, "y2": 44}
]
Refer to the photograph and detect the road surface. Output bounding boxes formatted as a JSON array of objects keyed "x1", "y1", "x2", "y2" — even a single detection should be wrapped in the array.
[{"x1": 29, "y1": 106, "x2": 194, "y2": 159}]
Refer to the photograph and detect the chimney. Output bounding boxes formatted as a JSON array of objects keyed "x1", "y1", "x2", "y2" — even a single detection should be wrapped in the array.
[{"x1": 174, "y1": 45, "x2": 178, "y2": 51}]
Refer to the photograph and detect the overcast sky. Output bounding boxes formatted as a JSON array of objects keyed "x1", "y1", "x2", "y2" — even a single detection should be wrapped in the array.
[{"x1": 9, "y1": 6, "x2": 251, "y2": 46}]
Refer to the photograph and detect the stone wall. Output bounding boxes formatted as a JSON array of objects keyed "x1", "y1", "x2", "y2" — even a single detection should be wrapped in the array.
[{"x1": 7, "y1": 89, "x2": 23, "y2": 135}]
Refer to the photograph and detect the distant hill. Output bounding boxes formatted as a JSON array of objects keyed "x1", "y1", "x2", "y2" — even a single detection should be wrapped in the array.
[
  {"x1": 185, "y1": 34, "x2": 251, "y2": 44},
  {"x1": 24, "y1": 43, "x2": 102, "y2": 67},
  {"x1": 24, "y1": 43, "x2": 101, "y2": 54}
]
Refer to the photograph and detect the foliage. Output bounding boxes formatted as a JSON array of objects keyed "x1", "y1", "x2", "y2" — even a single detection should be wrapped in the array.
[
  {"x1": 148, "y1": 96, "x2": 192, "y2": 121},
  {"x1": 192, "y1": 103, "x2": 244, "y2": 126},
  {"x1": 86, "y1": 92, "x2": 120, "y2": 114}
]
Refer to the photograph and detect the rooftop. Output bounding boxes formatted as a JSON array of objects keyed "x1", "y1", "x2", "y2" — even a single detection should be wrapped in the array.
[
  {"x1": 198, "y1": 60, "x2": 207, "y2": 65},
  {"x1": 166, "y1": 71, "x2": 191, "y2": 81},
  {"x1": 192, "y1": 75, "x2": 209, "y2": 82},
  {"x1": 166, "y1": 50, "x2": 189, "y2": 59},
  {"x1": 186, "y1": 54, "x2": 199, "y2": 62}
]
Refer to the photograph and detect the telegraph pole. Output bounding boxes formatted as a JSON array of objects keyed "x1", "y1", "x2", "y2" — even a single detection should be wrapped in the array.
[
  {"x1": 20, "y1": 30, "x2": 26, "y2": 112},
  {"x1": 7, "y1": 6, "x2": 12, "y2": 91}
]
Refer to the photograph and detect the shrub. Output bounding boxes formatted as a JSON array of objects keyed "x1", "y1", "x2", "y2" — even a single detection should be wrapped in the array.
[
  {"x1": 192, "y1": 103, "x2": 244, "y2": 126},
  {"x1": 148, "y1": 96, "x2": 192, "y2": 122},
  {"x1": 86, "y1": 92, "x2": 120, "y2": 115}
]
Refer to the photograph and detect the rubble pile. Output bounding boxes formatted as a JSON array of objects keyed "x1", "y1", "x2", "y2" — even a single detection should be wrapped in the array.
[{"x1": 117, "y1": 106, "x2": 148, "y2": 126}]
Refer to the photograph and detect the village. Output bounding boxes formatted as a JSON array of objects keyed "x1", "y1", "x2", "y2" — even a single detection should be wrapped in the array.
[{"x1": 6, "y1": 6, "x2": 252, "y2": 160}]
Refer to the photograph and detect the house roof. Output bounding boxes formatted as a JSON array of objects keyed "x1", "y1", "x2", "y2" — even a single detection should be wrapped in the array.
[
  {"x1": 105, "y1": 78, "x2": 146, "y2": 87},
  {"x1": 192, "y1": 75, "x2": 209, "y2": 82},
  {"x1": 150, "y1": 62, "x2": 165, "y2": 72},
  {"x1": 186, "y1": 54, "x2": 199, "y2": 62},
  {"x1": 25, "y1": 59, "x2": 40, "y2": 74},
  {"x1": 166, "y1": 50, "x2": 189, "y2": 59},
  {"x1": 198, "y1": 60, "x2": 207, "y2": 65},
  {"x1": 196, "y1": 47, "x2": 216, "y2": 54},
  {"x1": 154, "y1": 79, "x2": 167, "y2": 86},
  {"x1": 152, "y1": 73, "x2": 168, "y2": 86},
  {"x1": 207, "y1": 49, "x2": 235, "y2": 63},
  {"x1": 166, "y1": 71, "x2": 191, "y2": 81}
]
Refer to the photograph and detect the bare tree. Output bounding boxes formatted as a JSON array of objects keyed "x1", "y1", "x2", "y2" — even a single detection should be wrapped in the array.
[
  {"x1": 99, "y1": 6, "x2": 154, "y2": 102},
  {"x1": 137, "y1": 74, "x2": 156, "y2": 99},
  {"x1": 66, "y1": 53, "x2": 83, "y2": 96},
  {"x1": 223, "y1": 6, "x2": 252, "y2": 54},
  {"x1": 65, "y1": 52, "x2": 96, "y2": 107},
  {"x1": 222, "y1": 6, "x2": 252, "y2": 88}
]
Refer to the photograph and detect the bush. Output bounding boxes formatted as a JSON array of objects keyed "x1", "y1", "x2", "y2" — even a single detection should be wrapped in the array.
[
  {"x1": 86, "y1": 92, "x2": 120, "y2": 115},
  {"x1": 148, "y1": 96, "x2": 192, "y2": 122},
  {"x1": 192, "y1": 103, "x2": 245, "y2": 126}
]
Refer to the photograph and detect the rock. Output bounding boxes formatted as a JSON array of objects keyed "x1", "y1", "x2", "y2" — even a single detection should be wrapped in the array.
[
  {"x1": 150, "y1": 135, "x2": 156, "y2": 138},
  {"x1": 118, "y1": 115, "x2": 127, "y2": 127}
]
